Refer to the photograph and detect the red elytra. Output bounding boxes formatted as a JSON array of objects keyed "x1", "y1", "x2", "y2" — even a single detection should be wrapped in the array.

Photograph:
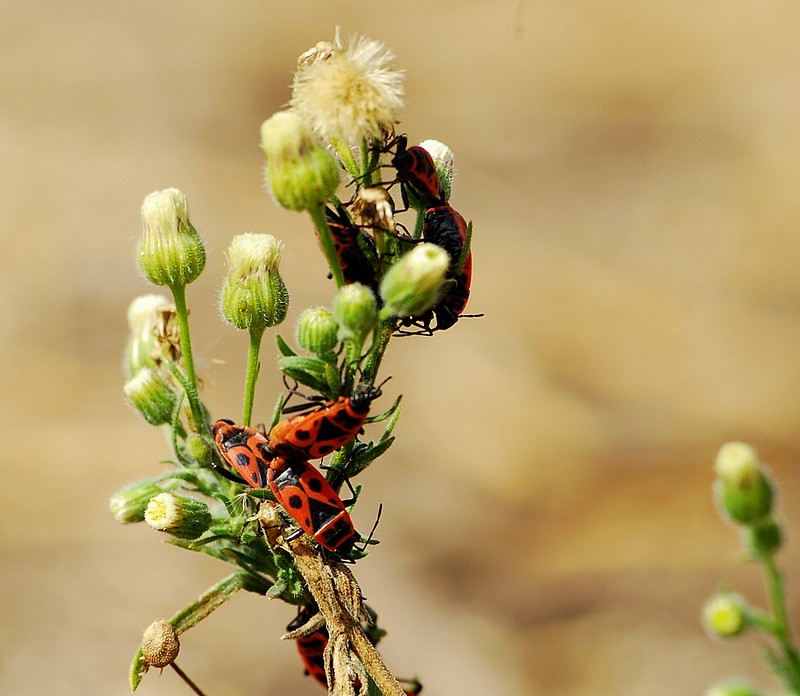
[
  {"x1": 268, "y1": 383, "x2": 382, "y2": 460},
  {"x1": 391, "y1": 135, "x2": 445, "y2": 207},
  {"x1": 211, "y1": 419, "x2": 359, "y2": 554}
]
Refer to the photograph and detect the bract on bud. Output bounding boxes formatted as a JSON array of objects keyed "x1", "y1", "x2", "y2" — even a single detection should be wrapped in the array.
[
  {"x1": 260, "y1": 111, "x2": 340, "y2": 212},
  {"x1": 144, "y1": 492, "x2": 212, "y2": 540},
  {"x1": 220, "y1": 233, "x2": 289, "y2": 330},
  {"x1": 141, "y1": 619, "x2": 180, "y2": 668},
  {"x1": 419, "y1": 139, "x2": 454, "y2": 201},
  {"x1": 702, "y1": 592, "x2": 748, "y2": 638},
  {"x1": 714, "y1": 442, "x2": 773, "y2": 525},
  {"x1": 138, "y1": 188, "x2": 206, "y2": 288},
  {"x1": 123, "y1": 368, "x2": 178, "y2": 426},
  {"x1": 109, "y1": 479, "x2": 164, "y2": 524},
  {"x1": 332, "y1": 283, "x2": 378, "y2": 342},
  {"x1": 296, "y1": 306, "x2": 339, "y2": 357},
  {"x1": 125, "y1": 294, "x2": 172, "y2": 378},
  {"x1": 379, "y1": 243, "x2": 449, "y2": 319}
]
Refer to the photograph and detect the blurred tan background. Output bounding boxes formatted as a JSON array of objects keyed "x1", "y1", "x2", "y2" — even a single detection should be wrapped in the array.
[{"x1": 4, "y1": 1, "x2": 800, "y2": 694}]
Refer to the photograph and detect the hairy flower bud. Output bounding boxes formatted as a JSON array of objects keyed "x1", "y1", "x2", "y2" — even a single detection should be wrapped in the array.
[
  {"x1": 141, "y1": 619, "x2": 180, "y2": 668},
  {"x1": 138, "y1": 188, "x2": 206, "y2": 288},
  {"x1": 332, "y1": 283, "x2": 378, "y2": 342},
  {"x1": 220, "y1": 233, "x2": 289, "y2": 330},
  {"x1": 702, "y1": 592, "x2": 748, "y2": 638},
  {"x1": 419, "y1": 139, "x2": 454, "y2": 202},
  {"x1": 109, "y1": 480, "x2": 164, "y2": 524},
  {"x1": 145, "y1": 492, "x2": 211, "y2": 540},
  {"x1": 125, "y1": 294, "x2": 172, "y2": 378},
  {"x1": 714, "y1": 442, "x2": 773, "y2": 525},
  {"x1": 123, "y1": 368, "x2": 178, "y2": 426},
  {"x1": 296, "y1": 306, "x2": 339, "y2": 357},
  {"x1": 379, "y1": 243, "x2": 449, "y2": 319},
  {"x1": 260, "y1": 111, "x2": 340, "y2": 211}
]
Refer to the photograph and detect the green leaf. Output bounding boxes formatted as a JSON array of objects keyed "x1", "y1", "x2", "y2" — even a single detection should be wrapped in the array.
[
  {"x1": 129, "y1": 647, "x2": 146, "y2": 691},
  {"x1": 278, "y1": 356, "x2": 332, "y2": 394},
  {"x1": 275, "y1": 333, "x2": 296, "y2": 358}
]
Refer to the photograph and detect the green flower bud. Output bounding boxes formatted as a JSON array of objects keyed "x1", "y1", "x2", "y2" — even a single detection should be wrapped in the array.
[
  {"x1": 419, "y1": 139, "x2": 454, "y2": 202},
  {"x1": 260, "y1": 111, "x2": 340, "y2": 212},
  {"x1": 185, "y1": 433, "x2": 212, "y2": 466},
  {"x1": 702, "y1": 592, "x2": 748, "y2": 638},
  {"x1": 109, "y1": 479, "x2": 164, "y2": 524},
  {"x1": 379, "y1": 243, "x2": 449, "y2": 319},
  {"x1": 123, "y1": 368, "x2": 178, "y2": 426},
  {"x1": 144, "y1": 492, "x2": 212, "y2": 540},
  {"x1": 332, "y1": 283, "x2": 378, "y2": 341},
  {"x1": 125, "y1": 294, "x2": 172, "y2": 378},
  {"x1": 137, "y1": 188, "x2": 206, "y2": 288},
  {"x1": 747, "y1": 516, "x2": 783, "y2": 556},
  {"x1": 296, "y1": 306, "x2": 339, "y2": 357},
  {"x1": 714, "y1": 442, "x2": 773, "y2": 525},
  {"x1": 141, "y1": 619, "x2": 180, "y2": 668},
  {"x1": 705, "y1": 679, "x2": 761, "y2": 696},
  {"x1": 220, "y1": 233, "x2": 289, "y2": 330}
]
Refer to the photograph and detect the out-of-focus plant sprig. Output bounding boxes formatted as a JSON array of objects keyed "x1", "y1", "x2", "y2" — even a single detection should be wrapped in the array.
[
  {"x1": 704, "y1": 442, "x2": 800, "y2": 696},
  {"x1": 114, "y1": 28, "x2": 474, "y2": 696}
]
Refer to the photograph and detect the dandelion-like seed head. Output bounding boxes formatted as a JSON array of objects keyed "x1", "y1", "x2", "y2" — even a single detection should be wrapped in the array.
[{"x1": 291, "y1": 33, "x2": 405, "y2": 145}]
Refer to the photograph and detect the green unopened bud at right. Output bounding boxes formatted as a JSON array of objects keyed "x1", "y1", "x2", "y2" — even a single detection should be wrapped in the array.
[
  {"x1": 332, "y1": 283, "x2": 377, "y2": 341},
  {"x1": 220, "y1": 233, "x2": 289, "y2": 330},
  {"x1": 260, "y1": 111, "x2": 340, "y2": 212},
  {"x1": 137, "y1": 188, "x2": 206, "y2": 288},
  {"x1": 714, "y1": 442, "x2": 773, "y2": 525},
  {"x1": 296, "y1": 306, "x2": 339, "y2": 357},
  {"x1": 379, "y1": 243, "x2": 449, "y2": 319},
  {"x1": 123, "y1": 368, "x2": 178, "y2": 426}
]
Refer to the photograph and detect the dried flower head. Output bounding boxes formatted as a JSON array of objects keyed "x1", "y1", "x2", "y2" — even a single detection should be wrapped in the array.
[
  {"x1": 291, "y1": 33, "x2": 405, "y2": 144},
  {"x1": 141, "y1": 619, "x2": 180, "y2": 668},
  {"x1": 352, "y1": 186, "x2": 396, "y2": 232}
]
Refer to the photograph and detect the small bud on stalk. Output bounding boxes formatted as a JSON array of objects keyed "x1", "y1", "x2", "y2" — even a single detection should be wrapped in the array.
[
  {"x1": 220, "y1": 233, "x2": 289, "y2": 330},
  {"x1": 714, "y1": 442, "x2": 773, "y2": 526},
  {"x1": 379, "y1": 243, "x2": 449, "y2": 319},
  {"x1": 109, "y1": 480, "x2": 164, "y2": 524},
  {"x1": 702, "y1": 592, "x2": 749, "y2": 638},
  {"x1": 260, "y1": 111, "x2": 340, "y2": 212},
  {"x1": 333, "y1": 283, "x2": 378, "y2": 342},
  {"x1": 145, "y1": 492, "x2": 212, "y2": 540},
  {"x1": 141, "y1": 619, "x2": 180, "y2": 668},
  {"x1": 138, "y1": 188, "x2": 206, "y2": 288},
  {"x1": 123, "y1": 368, "x2": 178, "y2": 426},
  {"x1": 297, "y1": 306, "x2": 339, "y2": 357},
  {"x1": 125, "y1": 294, "x2": 172, "y2": 377}
]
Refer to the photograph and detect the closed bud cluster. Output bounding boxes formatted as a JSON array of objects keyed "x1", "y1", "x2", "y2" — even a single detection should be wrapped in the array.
[
  {"x1": 702, "y1": 592, "x2": 749, "y2": 638},
  {"x1": 296, "y1": 306, "x2": 339, "y2": 357},
  {"x1": 138, "y1": 188, "x2": 206, "y2": 288},
  {"x1": 141, "y1": 619, "x2": 180, "y2": 669},
  {"x1": 220, "y1": 233, "x2": 289, "y2": 330},
  {"x1": 125, "y1": 294, "x2": 172, "y2": 378},
  {"x1": 260, "y1": 111, "x2": 340, "y2": 212},
  {"x1": 123, "y1": 368, "x2": 178, "y2": 426},
  {"x1": 332, "y1": 283, "x2": 378, "y2": 342},
  {"x1": 419, "y1": 138, "x2": 455, "y2": 202},
  {"x1": 714, "y1": 442, "x2": 773, "y2": 526},
  {"x1": 379, "y1": 243, "x2": 449, "y2": 319},
  {"x1": 145, "y1": 492, "x2": 212, "y2": 540},
  {"x1": 109, "y1": 479, "x2": 164, "y2": 524}
]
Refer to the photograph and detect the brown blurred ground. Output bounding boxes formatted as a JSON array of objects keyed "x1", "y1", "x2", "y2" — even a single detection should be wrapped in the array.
[{"x1": 3, "y1": 2, "x2": 800, "y2": 694}]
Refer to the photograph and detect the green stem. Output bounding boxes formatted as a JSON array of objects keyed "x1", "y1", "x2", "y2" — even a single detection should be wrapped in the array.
[
  {"x1": 242, "y1": 327, "x2": 264, "y2": 427},
  {"x1": 309, "y1": 204, "x2": 346, "y2": 288},
  {"x1": 363, "y1": 321, "x2": 393, "y2": 385},
  {"x1": 169, "y1": 284, "x2": 205, "y2": 431},
  {"x1": 761, "y1": 553, "x2": 800, "y2": 689}
]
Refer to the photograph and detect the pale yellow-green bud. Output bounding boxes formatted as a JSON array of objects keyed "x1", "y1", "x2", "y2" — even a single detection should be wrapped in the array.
[
  {"x1": 137, "y1": 188, "x2": 206, "y2": 287},
  {"x1": 379, "y1": 243, "x2": 449, "y2": 319},
  {"x1": 141, "y1": 619, "x2": 180, "y2": 668},
  {"x1": 125, "y1": 294, "x2": 172, "y2": 378},
  {"x1": 123, "y1": 368, "x2": 178, "y2": 426},
  {"x1": 332, "y1": 283, "x2": 378, "y2": 342},
  {"x1": 260, "y1": 111, "x2": 340, "y2": 212},
  {"x1": 702, "y1": 592, "x2": 748, "y2": 638},
  {"x1": 296, "y1": 306, "x2": 339, "y2": 357},
  {"x1": 419, "y1": 139, "x2": 454, "y2": 202},
  {"x1": 220, "y1": 233, "x2": 289, "y2": 330},
  {"x1": 144, "y1": 492, "x2": 211, "y2": 540},
  {"x1": 714, "y1": 442, "x2": 773, "y2": 525},
  {"x1": 705, "y1": 680, "x2": 761, "y2": 696},
  {"x1": 109, "y1": 479, "x2": 164, "y2": 524}
]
